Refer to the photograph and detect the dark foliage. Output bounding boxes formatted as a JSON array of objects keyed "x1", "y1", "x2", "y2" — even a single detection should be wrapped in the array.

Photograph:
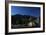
[{"x1": 11, "y1": 14, "x2": 40, "y2": 28}]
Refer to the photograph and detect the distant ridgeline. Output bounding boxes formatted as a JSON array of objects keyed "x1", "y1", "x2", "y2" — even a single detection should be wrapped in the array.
[{"x1": 11, "y1": 14, "x2": 40, "y2": 26}]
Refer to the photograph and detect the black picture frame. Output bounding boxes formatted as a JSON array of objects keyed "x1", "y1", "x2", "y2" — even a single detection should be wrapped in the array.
[{"x1": 5, "y1": 1, "x2": 45, "y2": 35}]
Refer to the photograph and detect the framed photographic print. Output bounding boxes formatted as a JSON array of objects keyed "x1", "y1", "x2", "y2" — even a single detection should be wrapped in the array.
[{"x1": 5, "y1": 1, "x2": 45, "y2": 34}]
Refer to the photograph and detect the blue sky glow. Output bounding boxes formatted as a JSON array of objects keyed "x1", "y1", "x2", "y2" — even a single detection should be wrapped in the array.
[{"x1": 11, "y1": 6, "x2": 40, "y2": 17}]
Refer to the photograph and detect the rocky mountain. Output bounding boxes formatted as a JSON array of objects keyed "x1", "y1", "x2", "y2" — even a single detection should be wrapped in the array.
[
  {"x1": 11, "y1": 14, "x2": 37, "y2": 25},
  {"x1": 11, "y1": 14, "x2": 40, "y2": 28}
]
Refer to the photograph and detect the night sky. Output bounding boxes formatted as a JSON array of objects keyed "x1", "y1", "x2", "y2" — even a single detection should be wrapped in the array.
[{"x1": 11, "y1": 6, "x2": 40, "y2": 17}]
